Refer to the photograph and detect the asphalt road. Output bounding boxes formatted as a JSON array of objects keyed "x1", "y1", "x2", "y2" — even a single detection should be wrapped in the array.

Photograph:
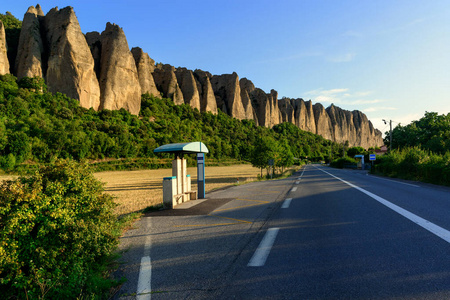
[{"x1": 113, "y1": 165, "x2": 450, "y2": 299}]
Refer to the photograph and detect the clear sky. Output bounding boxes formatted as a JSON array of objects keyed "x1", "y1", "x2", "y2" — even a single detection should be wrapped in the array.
[{"x1": 4, "y1": 1, "x2": 450, "y2": 135}]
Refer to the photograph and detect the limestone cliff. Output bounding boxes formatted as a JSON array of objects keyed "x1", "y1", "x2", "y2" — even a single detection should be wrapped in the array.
[{"x1": 99, "y1": 22, "x2": 141, "y2": 115}]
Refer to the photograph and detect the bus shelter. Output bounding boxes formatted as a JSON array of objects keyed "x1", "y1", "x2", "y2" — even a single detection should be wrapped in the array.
[{"x1": 154, "y1": 142, "x2": 208, "y2": 208}]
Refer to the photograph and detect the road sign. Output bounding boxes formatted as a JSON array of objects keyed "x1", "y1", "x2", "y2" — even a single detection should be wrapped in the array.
[{"x1": 369, "y1": 154, "x2": 376, "y2": 161}]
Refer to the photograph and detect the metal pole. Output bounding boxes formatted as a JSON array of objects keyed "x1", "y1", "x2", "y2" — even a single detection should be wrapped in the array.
[{"x1": 389, "y1": 120, "x2": 393, "y2": 152}]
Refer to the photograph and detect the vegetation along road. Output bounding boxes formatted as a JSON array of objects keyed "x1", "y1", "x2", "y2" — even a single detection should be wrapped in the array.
[{"x1": 113, "y1": 165, "x2": 450, "y2": 299}]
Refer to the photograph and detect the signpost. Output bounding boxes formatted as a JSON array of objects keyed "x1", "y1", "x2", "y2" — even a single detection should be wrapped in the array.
[
  {"x1": 197, "y1": 153, "x2": 205, "y2": 199},
  {"x1": 369, "y1": 154, "x2": 376, "y2": 171},
  {"x1": 268, "y1": 159, "x2": 274, "y2": 179}
]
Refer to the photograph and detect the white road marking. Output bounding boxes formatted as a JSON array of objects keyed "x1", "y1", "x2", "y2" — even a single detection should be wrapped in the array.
[
  {"x1": 301, "y1": 166, "x2": 306, "y2": 177},
  {"x1": 248, "y1": 228, "x2": 280, "y2": 267},
  {"x1": 137, "y1": 217, "x2": 152, "y2": 299},
  {"x1": 291, "y1": 187, "x2": 297, "y2": 192},
  {"x1": 368, "y1": 175, "x2": 420, "y2": 188},
  {"x1": 316, "y1": 167, "x2": 450, "y2": 244},
  {"x1": 282, "y1": 198, "x2": 292, "y2": 208},
  {"x1": 137, "y1": 256, "x2": 152, "y2": 300},
  {"x1": 295, "y1": 181, "x2": 300, "y2": 184}
]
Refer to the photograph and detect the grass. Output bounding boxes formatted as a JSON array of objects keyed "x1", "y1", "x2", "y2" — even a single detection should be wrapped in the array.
[{"x1": 1, "y1": 164, "x2": 299, "y2": 216}]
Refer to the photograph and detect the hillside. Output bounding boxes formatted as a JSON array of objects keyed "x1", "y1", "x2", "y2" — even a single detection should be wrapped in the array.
[
  {"x1": 0, "y1": 74, "x2": 345, "y2": 171},
  {"x1": 0, "y1": 5, "x2": 382, "y2": 149}
]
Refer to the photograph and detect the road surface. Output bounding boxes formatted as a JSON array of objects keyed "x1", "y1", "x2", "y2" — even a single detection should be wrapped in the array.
[{"x1": 113, "y1": 165, "x2": 450, "y2": 299}]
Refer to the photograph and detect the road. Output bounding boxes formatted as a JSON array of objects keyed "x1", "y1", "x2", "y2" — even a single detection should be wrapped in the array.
[{"x1": 113, "y1": 165, "x2": 450, "y2": 299}]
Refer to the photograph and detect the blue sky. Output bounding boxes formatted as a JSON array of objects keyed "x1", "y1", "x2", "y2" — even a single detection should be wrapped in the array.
[{"x1": 4, "y1": 1, "x2": 450, "y2": 135}]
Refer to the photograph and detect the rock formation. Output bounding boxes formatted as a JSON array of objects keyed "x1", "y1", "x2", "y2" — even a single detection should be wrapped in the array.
[
  {"x1": 193, "y1": 69, "x2": 217, "y2": 114},
  {"x1": 174, "y1": 67, "x2": 201, "y2": 110},
  {"x1": 152, "y1": 64, "x2": 184, "y2": 105},
  {"x1": 313, "y1": 103, "x2": 334, "y2": 141},
  {"x1": 7, "y1": 4, "x2": 383, "y2": 148},
  {"x1": 131, "y1": 47, "x2": 160, "y2": 97},
  {"x1": 278, "y1": 98, "x2": 294, "y2": 124},
  {"x1": 85, "y1": 31, "x2": 101, "y2": 79},
  {"x1": 0, "y1": 20, "x2": 10, "y2": 75},
  {"x1": 239, "y1": 78, "x2": 258, "y2": 123},
  {"x1": 44, "y1": 7, "x2": 100, "y2": 110},
  {"x1": 15, "y1": 5, "x2": 45, "y2": 79},
  {"x1": 210, "y1": 73, "x2": 246, "y2": 120},
  {"x1": 99, "y1": 22, "x2": 141, "y2": 115}
]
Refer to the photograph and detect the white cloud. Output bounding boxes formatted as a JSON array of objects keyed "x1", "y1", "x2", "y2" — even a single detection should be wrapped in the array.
[
  {"x1": 365, "y1": 106, "x2": 397, "y2": 112},
  {"x1": 348, "y1": 99, "x2": 385, "y2": 105}
]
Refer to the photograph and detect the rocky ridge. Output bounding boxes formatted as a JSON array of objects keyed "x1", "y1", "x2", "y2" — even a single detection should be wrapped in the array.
[{"x1": 2, "y1": 4, "x2": 383, "y2": 148}]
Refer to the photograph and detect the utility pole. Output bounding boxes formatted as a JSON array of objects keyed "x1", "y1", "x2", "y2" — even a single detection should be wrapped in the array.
[{"x1": 383, "y1": 119, "x2": 393, "y2": 152}]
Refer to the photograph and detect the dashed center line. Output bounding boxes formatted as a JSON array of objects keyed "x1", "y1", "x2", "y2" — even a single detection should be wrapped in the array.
[
  {"x1": 248, "y1": 228, "x2": 280, "y2": 267},
  {"x1": 281, "y1": 198, "x2": 292, "y2": 208},
  {"x1": 137, "y1": 256, "x2": 152, "y2": 300}
]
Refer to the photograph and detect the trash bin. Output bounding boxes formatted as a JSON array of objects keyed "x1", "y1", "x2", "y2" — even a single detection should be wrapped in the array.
[{"x1": 162, "y1": 176, "x2": 177, "y2": 208}]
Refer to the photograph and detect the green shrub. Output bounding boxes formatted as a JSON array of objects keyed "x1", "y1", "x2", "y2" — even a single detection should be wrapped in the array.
[
  {"x1": 374, "y1": 147, "x2": 450, "y2": 186},
  {"x1": 0, "y1": 160, "x2": 121, "y2": 299},
  {"x1": 330, "y1": 157, "x2": 357, "y2": 169}
]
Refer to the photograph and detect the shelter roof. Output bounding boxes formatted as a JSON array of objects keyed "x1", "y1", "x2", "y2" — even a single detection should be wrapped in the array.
[{"x1": 153, "y1": 142, "x2": 209, "y2": 154}]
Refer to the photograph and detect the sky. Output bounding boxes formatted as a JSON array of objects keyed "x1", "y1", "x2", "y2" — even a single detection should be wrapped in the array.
[{"x1": 3, "y1": 1, "x2": 450, "y2": 136}]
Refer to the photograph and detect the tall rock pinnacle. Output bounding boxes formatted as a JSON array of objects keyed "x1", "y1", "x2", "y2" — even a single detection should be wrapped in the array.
[
  {"x1": 131, "y1": 47, "x2": 160, "y2": 97},
  {"x1": 44, "y1": 6, "x2": 100, "y2": 110},
  {"x1": 0, "y1": 20, "x2": 10, "y2": 75},
  {"x1": 193, "y1": 70, "x2": 218, "y2": 114},
  {"x1": 15, "y1": 5, "x2": 45, "y2": 79},
  {"x1": 99, "y1": 22, "x2": 141, "y2": 115},
  {"x1": 152, "y1": 64, "x2": 184, "y2": 105},
  {"x1": 175, "y1": 67, "x2": 201, "y2": 110}
]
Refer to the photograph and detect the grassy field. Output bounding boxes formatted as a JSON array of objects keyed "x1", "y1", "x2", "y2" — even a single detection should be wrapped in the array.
[
  {"x1": 0, "y1": 164, "x2": 296, "y2": 216},
  {"x1": 94, "y1": 164, "x2": 264, "y2": 215}
]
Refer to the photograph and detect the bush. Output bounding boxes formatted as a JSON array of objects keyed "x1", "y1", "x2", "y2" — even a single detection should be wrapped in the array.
[
  {"x1": 330, "y1": 157, "x2": 357, "y2": 169},
  {"x1": 0, "y1": 160, "x2": 121, "y2": 299},
  {"x1": 374, "y1": 147, "x2": 450, "y2": 186}
]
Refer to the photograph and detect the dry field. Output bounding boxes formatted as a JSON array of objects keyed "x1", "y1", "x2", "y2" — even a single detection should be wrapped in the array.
[
  {"x1": 0, "y1": 164, "x2": 294, "y2": 216},
  {"x1": 94, "y1": 164, "x2": 263, "y2": 215}
]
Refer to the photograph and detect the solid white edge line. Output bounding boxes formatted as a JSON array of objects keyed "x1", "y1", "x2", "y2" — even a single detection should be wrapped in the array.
[
  {"x1": 368, "y1": 174, "x2": 420, "y2": 188},
  {"x1": 248, "y1": 228, "x2": 280, "y2": 267},
  {"x1": 137, "y1": 256, "x2": 152, "y2": 300},
  {"x1": 282, "y1": 198, "x2": 292, "y2": 208},
  {"x1": 291, "y1": 187, "x2": 297, "y2": 192},
  {"x1": 316, "y1": 166, "x2": 450, "y2": 244}
]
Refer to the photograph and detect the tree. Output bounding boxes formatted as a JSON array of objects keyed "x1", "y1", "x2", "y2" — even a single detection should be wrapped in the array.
[{"x1": 250, "y1": 135, "x2": 279, "y2": 177}]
